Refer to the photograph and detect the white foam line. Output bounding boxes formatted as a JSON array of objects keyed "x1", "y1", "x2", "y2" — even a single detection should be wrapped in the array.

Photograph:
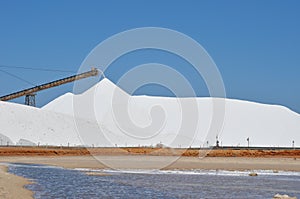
[
  {"x1": 73, "y1": 168, "x2": 300, "y2": 177},
  {"x1": 7, "y1": 163, "x2": 64, "y2": 170}
]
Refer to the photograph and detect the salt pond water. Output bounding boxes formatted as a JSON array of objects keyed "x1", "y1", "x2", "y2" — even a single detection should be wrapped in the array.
[{"x1": 8, "y1": 163, "x2": 300, "y2": 199}]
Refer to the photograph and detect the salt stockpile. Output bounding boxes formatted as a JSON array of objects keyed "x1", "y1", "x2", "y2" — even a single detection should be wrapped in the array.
[
  {"x1": 0, "y1": 78, "x2": 299, "y2": 147},
  {"x1": 42, "y1": 78, "x2": 300, "y2": 147},
  {"x1": 0, "y1": 100, "x2": 116, "y2": 146},
  {"x1": 0, "y1": 101, "x2": 87, "y2": 146}
]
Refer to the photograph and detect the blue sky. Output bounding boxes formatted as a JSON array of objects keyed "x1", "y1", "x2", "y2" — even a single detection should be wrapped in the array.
[{"x1": 0, "y1": 0, "x2": 299, "y2": 113}]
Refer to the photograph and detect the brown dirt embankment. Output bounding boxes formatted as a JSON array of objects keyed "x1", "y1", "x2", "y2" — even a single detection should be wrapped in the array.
[{"x1": 0, "y1": 147, "x2": 299, "y2": 158}]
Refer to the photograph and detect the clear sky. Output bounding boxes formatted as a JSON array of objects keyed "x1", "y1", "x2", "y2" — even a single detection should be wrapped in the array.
[{"x1": 0, "y1": 0, "x2": 299, "y2": 113}]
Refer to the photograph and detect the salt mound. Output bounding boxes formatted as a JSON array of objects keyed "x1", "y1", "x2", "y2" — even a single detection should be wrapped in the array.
[
  {"x1": 41, "y1": 78, "x2": 300, "y2": 147},
  {"x1": 0, "y1": 101, "x2": 90, "y2": 146},
  {"x1": 0, "y1": 78, "x2": 299, "y2": 147},
  {"x1": 0, "y1": 133, "x2": 14, "y2": 146}
]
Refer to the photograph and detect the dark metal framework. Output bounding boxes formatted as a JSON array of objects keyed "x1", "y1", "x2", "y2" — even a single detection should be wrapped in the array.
[
  {"x1": 0, "y1": 68, "x2": 99, "y2": 106},
  {"x1": 25, "y1": 93, "x2": 36, "y2": 106}
]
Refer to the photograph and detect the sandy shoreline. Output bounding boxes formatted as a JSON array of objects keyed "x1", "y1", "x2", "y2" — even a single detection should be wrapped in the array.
[
  {"x1": 0, "y1": 164, "x2": 33, "y2": 199},
  {"x1": 1, "y1": 155, "x2": 300, "y2": 171}
]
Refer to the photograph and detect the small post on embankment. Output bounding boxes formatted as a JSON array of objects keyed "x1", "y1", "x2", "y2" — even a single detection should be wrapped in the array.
[
  {"x1": 292, "y1": 140, "x2": 295, "y2": 150},
  {"x1": 247, "y1": 137, "x2": 250, "y2": 148}
]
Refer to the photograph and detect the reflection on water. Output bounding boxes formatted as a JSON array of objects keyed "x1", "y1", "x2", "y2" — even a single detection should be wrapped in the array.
[{"x1": 8, "y1": 164, "x2": 300, "y2": 199}]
